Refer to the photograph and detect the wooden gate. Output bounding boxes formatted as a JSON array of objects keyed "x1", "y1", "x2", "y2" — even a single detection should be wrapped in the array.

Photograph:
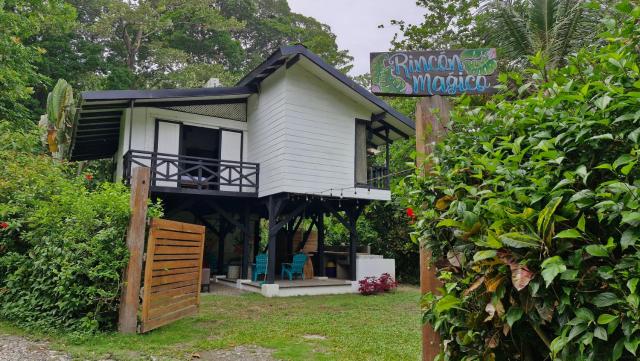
[{"x1": 140, "y1": 218, "x2": 206, "y2": 333}]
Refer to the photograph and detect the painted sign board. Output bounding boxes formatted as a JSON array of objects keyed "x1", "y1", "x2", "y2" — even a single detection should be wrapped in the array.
[{"x1": 370, "y1": 49, "x2": 498, "y2": 96}]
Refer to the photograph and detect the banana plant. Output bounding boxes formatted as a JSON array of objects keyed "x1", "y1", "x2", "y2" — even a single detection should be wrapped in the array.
[{"x1": 41, "y1": 79, "x2": 75, "y2": 158}]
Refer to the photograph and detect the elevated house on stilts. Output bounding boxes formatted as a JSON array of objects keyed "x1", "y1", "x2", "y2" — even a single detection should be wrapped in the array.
[{"x1": 68, "y1": 45, "x2": 414, "y2": 297}]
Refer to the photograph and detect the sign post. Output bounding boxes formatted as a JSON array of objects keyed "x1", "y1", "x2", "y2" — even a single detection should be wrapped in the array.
[{"x1": 370, "y1": 49, "x2": 498, "y2": 361}]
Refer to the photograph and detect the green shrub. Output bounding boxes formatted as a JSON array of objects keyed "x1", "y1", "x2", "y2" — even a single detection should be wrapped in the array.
[
  {"x1": 405, "y1": 3, "x2": 640, "y2": 360},
  {"x1": 0, "y1": 147, "x2": 132, "y2": 333}
]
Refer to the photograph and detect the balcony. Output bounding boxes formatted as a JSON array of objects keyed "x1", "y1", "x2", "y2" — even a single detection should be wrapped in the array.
[
  {"x1": 123, "y1": 150, "x2": 259, "y2": 196},
  {"x1": 361, "y1": 165, "x2": 390, "y2": 190}
]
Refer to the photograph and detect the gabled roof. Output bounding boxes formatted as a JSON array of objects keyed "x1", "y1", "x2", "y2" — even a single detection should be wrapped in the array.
[
  {"x1": 237, "y1": 45, "x2": 415, "y2": 137},
  {"x1": 69, "y1": 46, "x2": 414, "y2": 161}
]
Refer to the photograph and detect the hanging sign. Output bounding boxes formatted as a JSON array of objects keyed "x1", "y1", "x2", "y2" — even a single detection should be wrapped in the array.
[{"x1": 370, "y1": 48, "x2": 498, "y2": 96}]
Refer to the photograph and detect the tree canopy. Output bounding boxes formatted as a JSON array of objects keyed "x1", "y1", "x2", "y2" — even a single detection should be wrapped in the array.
[{"x1": 0, "y1": 0, "x2": 352, "y2": 125}]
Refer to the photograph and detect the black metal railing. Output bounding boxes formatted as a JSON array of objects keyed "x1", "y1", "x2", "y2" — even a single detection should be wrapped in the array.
[
  {"x1": 123, "y1": 149, "x2": 259, "y2": 195},
  {"x1": 366, "y1": 165, "x2": 390, "y2": 190}
]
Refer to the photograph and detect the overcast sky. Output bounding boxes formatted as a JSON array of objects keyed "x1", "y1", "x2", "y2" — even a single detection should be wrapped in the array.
[{"x1": 287, "y1": 0, "x2": 424, "y2": 76}]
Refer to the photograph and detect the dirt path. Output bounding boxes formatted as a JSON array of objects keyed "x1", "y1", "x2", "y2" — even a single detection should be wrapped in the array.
[
  {"x1": 1, "y1": 333, "x2": 276, "y2": 361},
  {"x1": 0, "y1": 334, "x2": 70, "y2": 361}
]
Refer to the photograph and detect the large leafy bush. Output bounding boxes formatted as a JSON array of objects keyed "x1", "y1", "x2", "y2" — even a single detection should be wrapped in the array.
[
  {"x1": 0, "y1": 136, "x2": 132, "y2": 333},
  {"x1": 406, "y1": 3, "x2": 640, "y2": 360}
]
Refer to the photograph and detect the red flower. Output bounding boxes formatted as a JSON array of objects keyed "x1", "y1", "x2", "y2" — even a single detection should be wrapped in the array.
[
  {"x1": 85, "y1": 174, "x2": 94, "y2": 181},
  {"x1": 406, "y1": 207, "x2": 416, "y2": 219},
  {"x1": 0, "y1": 222, "x2": 9, "y2": 229}
]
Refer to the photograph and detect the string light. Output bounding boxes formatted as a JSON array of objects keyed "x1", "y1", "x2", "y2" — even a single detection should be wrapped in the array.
[{"x1": 308, "y1": 168, "x2": 414, "y2": 198}]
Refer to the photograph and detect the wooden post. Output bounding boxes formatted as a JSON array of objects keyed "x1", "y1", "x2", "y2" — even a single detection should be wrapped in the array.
[
  {"x1": 253, "y1": 219, "x2": 261, "y2": 259},
  {"x1": 315, "y1": 213, "x2": 325, "y2": 277},
  {"x1": 118, "y1": 166, "x2": 150, "y2": 334},
  {"x1": 217, "y1": 217, "x2": 226, "y2": 276},
  {"x1": 416, "y1": 96, "x2": 450, "y2": 360},
  {"x1": 241, "y1": 206, "x2": 251, "y2": 279},
  {"x1": 347, "y1": 208, "x2": 362, "y2": 281},
  {"x1": 266, "y1": 197, "x2": 278, "y2": 284}
]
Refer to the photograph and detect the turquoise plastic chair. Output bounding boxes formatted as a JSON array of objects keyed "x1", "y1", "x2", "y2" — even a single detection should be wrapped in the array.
[
  {"x1": 252, "y1": 253, "x2": 268, "y2": 282},
  {"x1": 281, "y1": 253, "x2": 307, "y2": 280}
]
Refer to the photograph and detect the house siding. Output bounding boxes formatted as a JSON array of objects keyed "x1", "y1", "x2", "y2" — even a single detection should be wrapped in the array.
[
  {"x1": 282, "y1": 65, "x2": 390, "y2": 200},
  {"x1": 246, "y1": 67, "x2": 289, "y2": 197}
]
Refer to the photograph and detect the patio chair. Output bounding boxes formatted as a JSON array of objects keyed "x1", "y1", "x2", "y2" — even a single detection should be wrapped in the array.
[
  {"x1": 281, "y1": 253, "x2": 307, "y2": 280},
  {"x1": 252, "y1": 253, "x2": 268, "y2": 282}
]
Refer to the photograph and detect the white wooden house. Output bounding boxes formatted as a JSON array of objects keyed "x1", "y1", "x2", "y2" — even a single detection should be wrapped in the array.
[{"x1": 69, "y1": 45, "x2": 414, "y2": 294}]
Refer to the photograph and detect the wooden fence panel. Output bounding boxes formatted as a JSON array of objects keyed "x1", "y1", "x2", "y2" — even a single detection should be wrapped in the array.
[{"x1": 140, "y1": 218, "x2": 205, "y2": 333}]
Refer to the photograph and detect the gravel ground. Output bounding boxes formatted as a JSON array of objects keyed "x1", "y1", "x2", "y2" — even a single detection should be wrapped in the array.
[
  {"x1": 0, "y1": 333, "x2": 275, "y2": 361},
  {"x1": 0, "y1": 334, "x2": 70, "y2": 361},
  {"x1": 1, "y1": 283, "x2": 262, "y2": 361}
]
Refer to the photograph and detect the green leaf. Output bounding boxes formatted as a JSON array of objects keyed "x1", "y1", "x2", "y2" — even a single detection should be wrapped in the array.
[
  {"x1": 499, "y1": 232, "x2": 541, "y2": 249},
  {"x1": 594, "y1": 326, "x2": 607, "y2": 341},
  {"x1": 621, "y1": 212, "x2": 640, "y2": 227},
  {"x1": 554, "y1": 229, "x2": 582, "y2": 239},
  {"x1": 575, "y1": 308, "x2": 594, "y2": 322},
  {"x1": 577, "y1": 215, "x2": 586, "y2": 232},
  {"x1": 473, "y1": 250, "x2": 497, "y2": 262},
  {"x1": 594, "y1": 95, "x2": 612, "y2": 110},
  {"x1": 597, "y1": 314, "x2": 618, "y2": 325},
  {"x1": 627, "y1": 278, "x2": 638, "y2": 294},
  {"x1": 613, "y1": 339, "x2": 625, "y2": 361},
  {"x1": 537, "y1": 197, "x2": 562, "y2": 237},
  {"x1": 541, "y1": 256, "x2": 566, "y2": 287},
  {"x1": 613, "y1": 154, "x2": 634, "y2": 169},
  {"x1": 628, "y1": 127, "x2": 640, "y2": 143},
  {"x1": 435, "y1": 294, "x2": 461, "y2": 314},
  {"x1": 591, "y1": 292, "x2": 621, "y2": 307},
  {"x1": 568, "y1": 323, "x2": 588, "y2": 341},
  {"x1": 437, "y1": 219, "x2": 463, "y2": 228},
  {"x1": 625, "y1": 337, "x2": 640, "y2": 356},
  {"x1": 589, "y1": 133, "x2": 614, "y2": 141},
  {"x1": 585, "y1": 245, "x2": 609, "y2": 257},
  {"x1": 621, "y1": 161, "x2": 636, "y2": 175},
  {"x1": 506, "y1": 306, "x2": 523, "y2": 327},
  {"x1": 621, "y1": 229, "x2": 639, "y2": 250}
]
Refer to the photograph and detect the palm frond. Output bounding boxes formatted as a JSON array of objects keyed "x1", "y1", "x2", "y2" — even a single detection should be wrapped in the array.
[
  {"x1": 487, "y1": 1, "x2": 535, "y2": 60},
  {"x1": 529, "y1": 0, "x2": 559, "y2": 48},
  {"x1": 549, "y1": 0, "x2": 598, "y2": 66}
]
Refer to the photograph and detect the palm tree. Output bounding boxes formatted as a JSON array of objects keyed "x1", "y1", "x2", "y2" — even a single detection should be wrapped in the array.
[{"x1": 484, "y1": 0, "x2": 599, "y2": 68}]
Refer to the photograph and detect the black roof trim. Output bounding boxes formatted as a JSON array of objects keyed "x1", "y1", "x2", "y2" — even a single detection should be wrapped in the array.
[
  {"x1": 236, "y1": 45, "x2": 415, "y2": 132},
  {"x1": 81, "y1": 86, "x2": 255, "y2": 102}
]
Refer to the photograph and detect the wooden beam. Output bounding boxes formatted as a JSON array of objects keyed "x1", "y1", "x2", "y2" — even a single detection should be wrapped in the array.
[
  {"x1": 297, "y1": 217, "x2": 317, "y2": 252},
  {"x1": 118, "y1": 166, "x2": 150, "y2": 334},
  {"x1": 347, "y1": 208, "x2": 362, "y2": 281},
  {"x1": 205, "y1": 203, "x2": 248, "y2": 233},
  {"x1": 371, "y1": 112, "x2": 409, "y2": 139},
  {"x1": 216, "y1": 216, "x2": 229, "y2": 275},
  {"x1": 315, "y1": 213, "x2": 325, "y2": 277},
  {"x1": 253, "y1": 219, "x2": 261, "y2": 259},
  {"x1": 195, "y1": 214, "x2": 219, "y2": 237},
  {"x1": 266, "y1": 196, "x2": 286, "y2": 284},
  {"x1": 416, "y1": 95, "x2": 450, "y2": 361},
  {"x1": 268, "y1": 202, "x2": 306, "y2": 237},
  {"x1": 241, "y1": 206, "x2": 251, "y2": 279}
]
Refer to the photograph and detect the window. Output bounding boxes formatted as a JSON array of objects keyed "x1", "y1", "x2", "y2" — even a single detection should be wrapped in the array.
[{"x1": 354, "y1": 119, "x2": 367, "y2": 185}]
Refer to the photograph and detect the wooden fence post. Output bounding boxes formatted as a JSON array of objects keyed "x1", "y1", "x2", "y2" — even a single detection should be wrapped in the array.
[
  {"x1": 416, "y1": 95, "x2": 450, "y2": 360},
  {"x1": 118, "y1": 166, "x2": 151, "y2": 334}
]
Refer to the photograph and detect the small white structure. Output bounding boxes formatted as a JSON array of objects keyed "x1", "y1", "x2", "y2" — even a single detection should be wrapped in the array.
[{"x1": 68, "y1": 45, "x2": 412, "y2": 291}]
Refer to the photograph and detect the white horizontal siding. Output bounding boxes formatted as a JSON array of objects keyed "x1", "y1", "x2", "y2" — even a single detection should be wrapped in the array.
[
  {"x1": 246, "y1": 67, "x2": 289, "y2": 196},
  {"x1": 280, "y1": 65, "x2": 388, "y2": 199}
]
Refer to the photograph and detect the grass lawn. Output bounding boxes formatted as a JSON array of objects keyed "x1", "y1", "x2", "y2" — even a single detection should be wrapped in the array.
[{"x1": 0, "y1": 286, "x2": 421, "y2": 361}]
